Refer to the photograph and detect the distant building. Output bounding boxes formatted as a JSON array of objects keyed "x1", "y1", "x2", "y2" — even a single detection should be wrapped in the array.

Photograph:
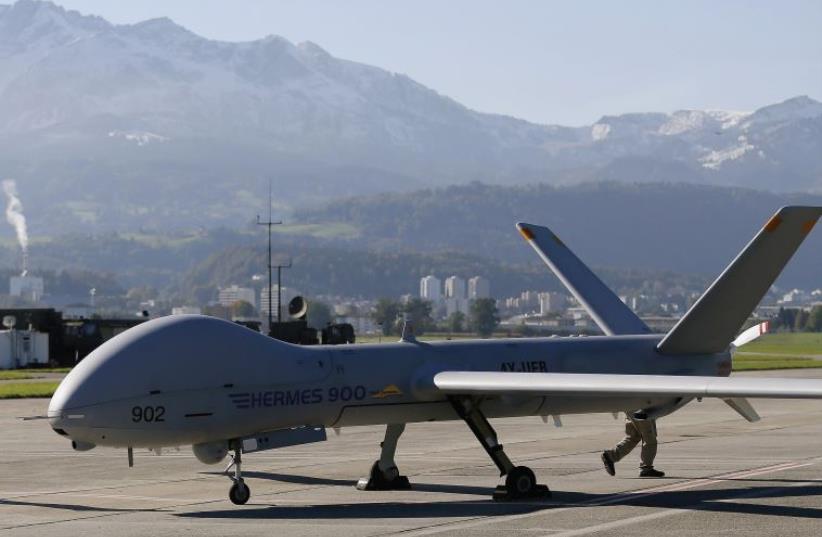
[
  {"x1": 63, "y1": 303, "x2": 94, "y2": 319},
  {"x1": 10, "y1": 274, "x2": 44, "y2": 303},
  {"x1": 445, "y1": 298, "x2": 470, "y2": 317},
  {"x1": 218, "y1": 285, "x2": 256, "y2": 309},
  {"x1": 779, "y1": 288, "x2": 809, "y2": 305},
  {"x1": 260, "y1": 286, "x2": 300, "y2": 321},
  {"x1": 420, "y1": 275, "x2": 441, "y2": 302},
  {"x1": 172, "y1": 306, "x2": 202, "y2": 315},
  {"x1": 468, "y1": 276, "x2": 490, "y2": 299},
  {"x1": 539, "y1": 292, "x2": 567, "y2": 315},
  {"x1": 338, "y1": 315, "x2": 378, "y2": 335},
  {"x1": 444, "y1": 276, "x2": 466, "y2": 299},
  {"x1": 0, "y1": 328, "x2": 49, "y2": 369},
  {"x1": 519, "y1": 291, "x2": 541, "y2": 311}
]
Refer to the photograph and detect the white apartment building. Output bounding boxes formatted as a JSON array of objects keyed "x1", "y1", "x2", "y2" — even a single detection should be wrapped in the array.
[
  {"x1": 444, "y1": 276, "x2": 466, "y2": 299},
  {"x1": 172, "y1": 306, "x2": 202, "y2": 315},
  {"x1": 420, "y1": 275, "x2": 441, "y2": 302},
  {"x1": 218, "y1": 285, "x2": 256, "y2": 309},
  {"x1": 260, "y1": 285, "x2": 300, "y2": 321},
  {"x1": 539, "y1": 292, "x2": 568, "y2": 315},
  {"x1": 468, "y1": 276, "x2": 490, "y2": 299}
]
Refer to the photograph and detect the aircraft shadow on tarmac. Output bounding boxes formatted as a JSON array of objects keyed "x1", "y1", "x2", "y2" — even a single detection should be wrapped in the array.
[
  {"x1": 241, "y1": 471, "x2": 494, "y2": 496},
  {"x1": 179, "y1": 477, "x2": 822, "y2": 521},
  {"x1": 0, "y1": 497, "x2": 162, "y2": 514}
]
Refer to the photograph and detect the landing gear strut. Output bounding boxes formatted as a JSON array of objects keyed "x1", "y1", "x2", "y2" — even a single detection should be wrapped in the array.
[
  {"x1": 449, "y1": 396, "x2": 550, "y2": 501},
  {"x1": 357, "y1": 423, "x2": 412, "y2": 491},
  {"x1": 225, "y1": 441, "x2": 251, "y2": 505}
]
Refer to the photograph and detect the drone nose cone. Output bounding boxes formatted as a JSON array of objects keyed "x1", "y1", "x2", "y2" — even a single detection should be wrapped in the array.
[{"x1": 48, "y1": 366, "x2": 94, "y2": 436}]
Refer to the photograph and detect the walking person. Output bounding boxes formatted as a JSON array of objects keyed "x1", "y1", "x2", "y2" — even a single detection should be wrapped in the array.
[{"x1": 601, "y1": 411, "x2": 665, "y2": 477}]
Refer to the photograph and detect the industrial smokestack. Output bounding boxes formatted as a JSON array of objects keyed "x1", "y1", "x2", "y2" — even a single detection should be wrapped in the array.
[{"x1": 2, "y1": 180, "x2": 29, "y2": 275}]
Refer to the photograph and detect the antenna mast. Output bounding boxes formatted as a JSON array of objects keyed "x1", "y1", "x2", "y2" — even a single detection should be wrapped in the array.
[{"x1": 257, "y1": 181, "x2": 281, "y2": 334}]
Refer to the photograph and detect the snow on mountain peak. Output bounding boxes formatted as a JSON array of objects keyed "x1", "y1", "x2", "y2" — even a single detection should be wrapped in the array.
[
  {"x1": 699, "y1": 134, "x2": 756, "y2": 170},
  {"x1": 658, "y1": 109, "x2": 751, "y2": 135},
  {"x1": 591, "y1": 123, "x2": 610, "y2": 141},
  {"x1": 108, "y1": 130, "x2": 169, "y2": 147}
]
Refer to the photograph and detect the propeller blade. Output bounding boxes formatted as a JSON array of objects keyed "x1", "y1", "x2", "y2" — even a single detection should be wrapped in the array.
[{"x1": 732, "y1": 321, "x2": 770, "y2": 349}]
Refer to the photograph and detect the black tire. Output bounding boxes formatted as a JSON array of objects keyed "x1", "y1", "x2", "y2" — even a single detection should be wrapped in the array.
[
  {"x1": 229, "y1": 481, "x2": 251, "y2": 505},
  {"x1": 369, "y1": 461, "x2": 399, "y2": 484},
  {"x1": 505, "y1": 466, "x2": 536, "y2": 498}
]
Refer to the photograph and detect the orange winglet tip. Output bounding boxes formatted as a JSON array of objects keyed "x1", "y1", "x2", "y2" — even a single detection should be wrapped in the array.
[
  {"x1": 763, "y1": 215, "x2": 782, "y2": 232},
  {"x1": 802, "y1": 219, "x2": 817, "y2": 235},
  {"x1": 518, "y1": 226, "x2": 535, "y2": 240}
]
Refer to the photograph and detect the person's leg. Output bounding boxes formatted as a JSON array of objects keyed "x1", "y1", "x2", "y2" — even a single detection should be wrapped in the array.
[
  {"x1": 634, "y1": 419, "x2": 658, "y2": 469},
  {"x1": 609, "y1": 420, "x2": 641, "y2": 462},
  {"x1": 634, "y1": 419, "x2": 664, "y2": 477}
]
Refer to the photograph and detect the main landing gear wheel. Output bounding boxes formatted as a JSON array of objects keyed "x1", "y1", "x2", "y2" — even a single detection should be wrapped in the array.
[
  {"x1": 493, "y1": 466, "x2": 551, "y2": 501},
  {"x1": 356, "y1": 460, "x2": 412, "y2": 491},
  {"x1": 356, "y1": 424, "x2": 412, "y2": 491},
  {"x1": 448, "y1": 396, "x2": 551, "y2": 501},
  {"x1": 229, "y1": 481, "x2": 251, "y2": 505}
]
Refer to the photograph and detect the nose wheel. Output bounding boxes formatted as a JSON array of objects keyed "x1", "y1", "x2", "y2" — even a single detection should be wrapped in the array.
[
  {"x1": 225, "y1": 442, "x2": 251, "y2": 505},
  {"x1": 229, "y1": 481, "x2": 251, "y2": 505}
]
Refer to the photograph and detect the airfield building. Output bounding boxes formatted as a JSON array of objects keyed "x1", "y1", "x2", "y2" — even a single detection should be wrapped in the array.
[{"x1": 10, "y1": 274, "x2": 44, "y2": 303}]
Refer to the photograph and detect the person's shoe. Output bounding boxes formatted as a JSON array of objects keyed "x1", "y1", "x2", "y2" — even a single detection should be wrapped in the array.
[
  {"x1": 601, "y1": 451, "x2": 615, "y2": 476},
  {"x1": 639, "y1": 468, "x2": 665, "y2": 478}
]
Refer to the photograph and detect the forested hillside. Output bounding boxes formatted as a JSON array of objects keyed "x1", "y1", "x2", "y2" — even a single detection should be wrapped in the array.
[{"x1": 298, "y1": 182, "x2": 822, "y2": 288}]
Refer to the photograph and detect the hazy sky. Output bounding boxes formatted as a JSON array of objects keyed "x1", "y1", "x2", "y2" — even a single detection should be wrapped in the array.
[{"x1": 53, "y1": 0, "x2": 821, "y2": 125}]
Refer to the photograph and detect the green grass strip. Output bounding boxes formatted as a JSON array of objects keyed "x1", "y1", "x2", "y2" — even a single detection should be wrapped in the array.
[
  {"x1": 743, "y1": 333, "x2": 822, "y2": 356},
  {"x1": 0, "y1": 371, "x2": 37, "y2": 380},
  {"x1": 733, "y1": 359, "x2": 822, "y2": 371},
  {"x1": 0, "y1": 381, "x2": 60, "y2": 399}
]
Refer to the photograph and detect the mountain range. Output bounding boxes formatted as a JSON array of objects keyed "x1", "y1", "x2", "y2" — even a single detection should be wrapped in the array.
[{"x1": 0, "y1": 0, "x2": 820, "y2": 236}]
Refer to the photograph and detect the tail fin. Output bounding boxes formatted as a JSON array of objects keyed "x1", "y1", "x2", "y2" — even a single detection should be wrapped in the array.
[
  {"x1": 517, "y1": 222, "x2": 650, "y2": 335},
  {"x1": 657, "y1": 206, "x2": 822, "y2": 355}
]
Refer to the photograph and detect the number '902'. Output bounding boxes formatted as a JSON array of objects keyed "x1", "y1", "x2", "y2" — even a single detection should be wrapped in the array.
[{"x1": 132, "y1": 406, "x2": 165, "y2": 423}]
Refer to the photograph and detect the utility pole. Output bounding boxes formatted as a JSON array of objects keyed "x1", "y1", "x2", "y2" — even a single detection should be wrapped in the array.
[
  {"x1": 274, "y1": 260, "x2": 292, "y2": 323},
  {"x1": 257, "y1": 181, "x2": 281, "y2": 334}
]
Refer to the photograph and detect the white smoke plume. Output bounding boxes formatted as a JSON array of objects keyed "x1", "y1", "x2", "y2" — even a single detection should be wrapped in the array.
[{"x1": 2, "y1": 180, "x2": 29, "y2": 274}]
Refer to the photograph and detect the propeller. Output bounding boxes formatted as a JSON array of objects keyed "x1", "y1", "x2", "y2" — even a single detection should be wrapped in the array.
[
  {"x1": 723, "y1": 321, "x2": 770, "y2": 422},
  {"x1": 731, "y1": 321, "x2": 770, "y2": 351}
]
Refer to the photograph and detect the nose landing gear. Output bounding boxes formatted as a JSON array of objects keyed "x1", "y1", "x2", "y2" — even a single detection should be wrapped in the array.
[{"x1": 225, "y1": 442, "x2": 251, "y2": 505}]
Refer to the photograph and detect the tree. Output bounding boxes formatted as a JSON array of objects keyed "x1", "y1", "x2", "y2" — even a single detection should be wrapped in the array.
[
  {"x1": 470, "y1": 298, "x2": 499, "y2": 337},
  {"x1": 776, "y1": 307, "x2": 798, "y2": 331},
  {"x1": 513, "y1": 321, "x2": 535, "y2": 337},
  {"x1": 372, "y1": 298, "x2": 400, "y2": 336},
  {"x1": 203, "y1": 303, "x2": 231, "y2": 319},
  {"x1": 805, "y1": 306, "x2": 822, "y2": 332},
  {"x1": 230, "y1": 300, "x2": 256, "y2": 318},
  {"x1": 445, "y1": 311, "x2": 465, "y2": 333},
  {"x1": 307, "y1": 300, "x2": 333, "y2": 329},
  {"x1": 794, "y1": 309, "x2": 810, "y2": 332},
  {"x1": 402, "y1": 298, "x2": 434, "y2": 335}
]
